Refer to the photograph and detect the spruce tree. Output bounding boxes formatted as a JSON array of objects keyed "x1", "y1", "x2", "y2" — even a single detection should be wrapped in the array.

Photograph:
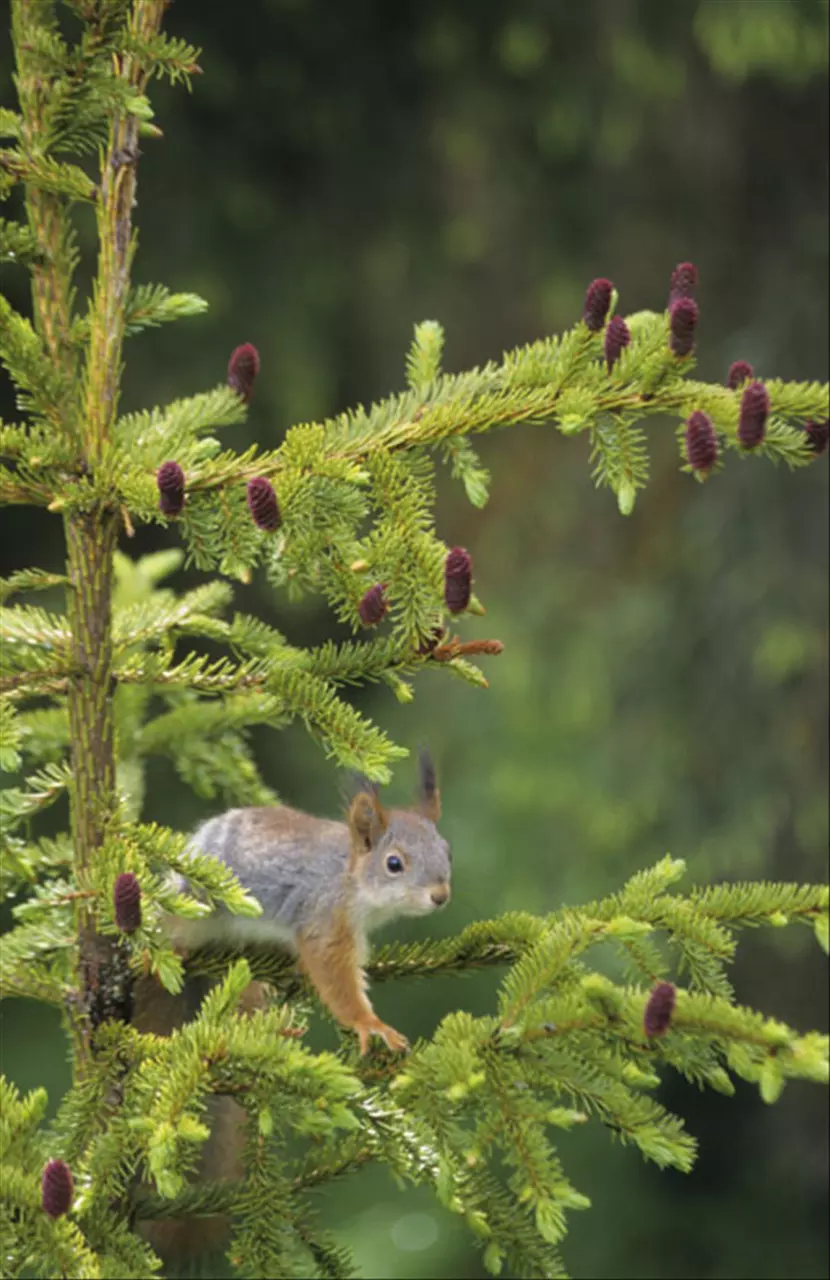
[{"x1": 1, "y1": 4, "x2": 828, "y2": 1278}]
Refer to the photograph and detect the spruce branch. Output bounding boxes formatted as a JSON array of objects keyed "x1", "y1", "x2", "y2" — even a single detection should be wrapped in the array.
[
  {"x1": 122, "y1": 282, "x2": 209, "y2": 335},
  {"x1": 0, "y1": 420, "x2": 31, "y2": 458},
  {"x1": 170, "y1": 361, "x2": 827, "y2": 501},
  {"x1": 131, "y1": 1177, "x2": 241, "y2": 1222},
  {"x1": 1, "y1": 0, "x2": 79, "y2": 382},
  {"x1": 82, "y1": 0, "x2": 166, "y2": 467},
  {"x1": 0, "y1": 760, "x2": 73, "y2": 835},
  {"x1": 0, "y1": 567, "x2": 70, "y2": 603},
  {"x1": 1, "y1": 6, "x2": 827, "y2": 1279},
  {"x1": 0, "y1": 666, "x2": 73, "y2": 698},
  {"x1": 120, "y1": 28, "x2": 202, "y2": 87},
  {"x1": 0, "y1": 146, "x2": 97, "y2": 202},
  {"x1": 0, "y1": 295, "x2": 75, "y2": 428},
  {"x1": 182, "y1": 872, "x2": 829, "y2": 997}
]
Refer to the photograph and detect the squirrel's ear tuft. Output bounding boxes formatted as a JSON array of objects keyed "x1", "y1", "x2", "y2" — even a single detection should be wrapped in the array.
[
  {"x1": 347, "y1": 790, "x2": 388, "y2": 852},
  {"x1": 345, "y1": 770, "x2": 378, "y2": 801},
  {"x1": 417, "y1": 747, "x2": 441, "y2": 823}
]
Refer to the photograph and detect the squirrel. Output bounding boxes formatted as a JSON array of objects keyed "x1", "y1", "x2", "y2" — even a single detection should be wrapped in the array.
[{"x1": 133, "y1": 751, "x2": 451, "y2": 1262}]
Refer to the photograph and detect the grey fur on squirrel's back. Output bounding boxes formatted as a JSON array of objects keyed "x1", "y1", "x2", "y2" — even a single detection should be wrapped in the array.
[
  {"x1": 186, "y1": 806, "x2": 353, "y2": 948},
  {"x1": 174, "y1": 797, "x2": 452, "y2": 954}
]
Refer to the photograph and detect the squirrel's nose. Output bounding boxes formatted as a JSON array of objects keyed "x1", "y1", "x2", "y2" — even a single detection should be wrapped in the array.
[{"x1": 431, "y1": 886, "x2": 450, "y2": 907}]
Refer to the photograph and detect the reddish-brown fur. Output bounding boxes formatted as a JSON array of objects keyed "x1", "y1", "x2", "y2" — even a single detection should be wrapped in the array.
[{"x1": 297, "y1": 907, "x2": 408, "y2": 1053}]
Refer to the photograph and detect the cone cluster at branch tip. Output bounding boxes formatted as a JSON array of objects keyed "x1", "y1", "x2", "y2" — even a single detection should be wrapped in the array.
[
  {"x1": 727, "y1": 360, "x2": 754, "y2": 390},
  {"x1": 246, "y1": 476, "x2": 281, "y2": 531},
  {"x1": 156, "y1": 460, "x2": 185, "y2": 516},
  {"x1": 228, "y1": 343, "x2": 260, "y2": 403},
  {"x1": 41, "y1": 1160, "x2": 73, "y2": 1218},
  {"x1": 668, "y1": 261, "x2": 698, "y2": 307},
  {"x1": 357, "y1": 583, "x2": 388, "y2": 627},
  {"x1": 583, "y1": 278, "x2": 613, "y2": 332},
  {"x1": 685, "y1": 410, "x2": 719, "y2": 475},
  {"x1": 444, "y1": 547, "x2": 473, "y2": 614},
  {"x1": 605, "y1": 315, "x2": 631, "y2": 371},
  {"x1": 738, "y1": 380, "x2": 770, "y2": 449},
  {"x1": 644, "y1": 982, "x2": 677, "y2": 1038},
  {"x1": 804, "y1": 419, "x2": 829, "y2": 455},
  {"x1": 113, "y1": 872, "x2": 142, "y2": 934},
  {"x1": 669, "y1": 297, "x2": 698, "y2": 358}
]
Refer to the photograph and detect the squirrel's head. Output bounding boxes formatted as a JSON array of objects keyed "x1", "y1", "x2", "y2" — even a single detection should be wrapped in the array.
[{"x1": 347, "y1": 750, "x2": 451, "y2": 925}]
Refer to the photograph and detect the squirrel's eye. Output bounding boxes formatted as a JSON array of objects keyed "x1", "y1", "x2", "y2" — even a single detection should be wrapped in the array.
[{"x1": 385, "y1": 854, "x2": 404, "y2": 875}]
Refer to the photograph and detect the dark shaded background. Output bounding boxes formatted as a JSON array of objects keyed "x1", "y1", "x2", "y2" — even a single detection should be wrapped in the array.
[{"x1": 1, "y1": 2, "x2": 828, "y2": 1277}]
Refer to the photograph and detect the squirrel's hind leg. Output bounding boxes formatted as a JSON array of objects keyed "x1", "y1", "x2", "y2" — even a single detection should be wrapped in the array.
[{"x1": 297, "y1": 915, "x2": 409, "y2": 1055}]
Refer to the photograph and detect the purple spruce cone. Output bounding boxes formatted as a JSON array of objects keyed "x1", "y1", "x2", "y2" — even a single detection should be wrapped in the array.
[
  {"x1": 644, "y1": 982, "x2": 677, "y2": 1038},
  {"x1": 444, "y1": 547, "x2": 473, "y2": 614}
]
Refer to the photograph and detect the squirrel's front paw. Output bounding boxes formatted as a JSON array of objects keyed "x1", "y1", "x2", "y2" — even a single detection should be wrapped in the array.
[{"x1": 357, "y1": 1018, "x2": 410, "y2": 1056}]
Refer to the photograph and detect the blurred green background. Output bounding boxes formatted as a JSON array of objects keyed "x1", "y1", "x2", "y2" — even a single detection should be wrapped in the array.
[{"x1": 1, "y1": 2, "x2": 828, "y2": 1277}]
